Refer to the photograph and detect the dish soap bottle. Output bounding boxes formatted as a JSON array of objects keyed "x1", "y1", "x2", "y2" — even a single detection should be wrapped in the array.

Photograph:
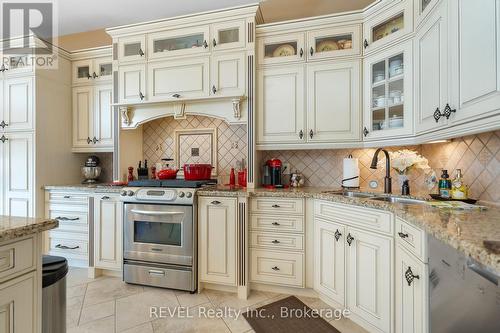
[
  {"x1": 451, "y1": 169, "x2": 468, "y2": 200},
  {"x1": 438, "y1": 169, "x2": 452, "y2": 198}
]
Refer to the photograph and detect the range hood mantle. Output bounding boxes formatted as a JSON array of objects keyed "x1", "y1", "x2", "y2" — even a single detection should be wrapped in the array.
[{"x1": 118, "y1": 95, "x2": 246, "y2": 129}]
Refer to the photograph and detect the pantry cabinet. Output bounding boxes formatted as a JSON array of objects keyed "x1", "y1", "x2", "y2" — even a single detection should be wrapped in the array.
[
  {"x1": 93, "y1": 194, "x2": 123, "y2": 271},
  {"x1": 414, "y1": 0, "x2": 448, "y2": 134},
  {"x1": 363, "y1": 40, "x2": 413, "y2": 140},
  {"x1": 257, "y1": 65, "x2": 305, "y2": 144},
  {"x1": 198, "y1": 197, "x2": 237, "y2": 286},
  {"x1": 2, "y1": 76, "x2": 33, "y2": 132},
  {"x1": 448, "y1": 0, "x2": 500, "y2": 125}
]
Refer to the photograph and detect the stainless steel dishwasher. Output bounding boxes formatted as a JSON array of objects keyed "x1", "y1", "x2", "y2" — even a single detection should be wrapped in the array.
[{"x1": 429, "y1": 236, "x2": 500, "y2": 332}]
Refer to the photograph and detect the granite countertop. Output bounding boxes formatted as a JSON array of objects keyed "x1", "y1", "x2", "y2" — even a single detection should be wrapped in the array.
[
  {"x1": 44, "y1": 184, "x2": 124, "y2": 193},
  {"x1": 198, "y1": 185, "x2": 500, "y2": 275},
  {"x1": 0, "y1": 216, "x2": 58, "y2": 242}
]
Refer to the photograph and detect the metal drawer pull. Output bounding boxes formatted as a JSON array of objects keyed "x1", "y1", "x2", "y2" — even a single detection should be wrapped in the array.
[
  {"x1": 55, "y1": 244, "x2": 79, "y2": 250},
  {"x1": 398, "y1": 232, "x2": 409, "y2": 239},
  {"x1": 63, "y1": 196, "x2": 71, "y2": 199},
  {"x1": 346, "y1": 233, "x2": 354, "y2": 246},
  {"x1": 272, "y1": 204, "x2": 280, "y2": 208},
  {"x1": 55, "y1": 216, "x2": 80, "y2": 221},
  {"x1": 0, "y1": 135, "x2": 8, "y2": 143},
  {"x1": 101, "y1": 196, "x2": 110, "y2": 200},
  {"x1": 271, "y1": 266, "x2": 280, "y2": 271},
  {"x1": 130, "y1": 209, "x2": 183, "y2": 216},
  {"x1": 211, "y1": 200, "x2": 221, "y2": 205},
  {"x1": 405, "y1": 266, "x2": 420, "y2": 286},
  {"x1": 271, "y1": 222, "x2": 280, "y2": 226},
  {"x1": 334, "y1": 229, "x2": 342, "y2": 241},
  {"x1": 148, "y1": 269, "x2": 166, "y2": 277},
  {"x1": 271, "y1": 240, "x2": 280, "y2": 244}
]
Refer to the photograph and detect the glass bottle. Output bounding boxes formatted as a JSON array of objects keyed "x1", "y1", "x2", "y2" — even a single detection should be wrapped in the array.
[{"x1": 451, "y1": 169, "x2": 468, "y2": 200}]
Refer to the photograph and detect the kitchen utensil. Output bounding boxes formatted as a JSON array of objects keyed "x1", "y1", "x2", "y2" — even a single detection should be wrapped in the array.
[
  {"x1": 137, "y1": 161, "x2": 149, "y2": 180},
  {"x1": 272, "y1": 44, "x2": 295, "y2": 57},
  {"x1": 81, "y1": 166, "x2": 101, "y2": 184},
  {"x1": 183, "y1": 164, "x2": 212, "y2": 180},
  {"x1": 157, "y1": 168, "x2": 179, "y2": 180}
]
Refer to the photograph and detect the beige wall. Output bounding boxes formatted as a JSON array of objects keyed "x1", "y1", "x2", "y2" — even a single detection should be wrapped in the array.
[{"x1": 58, "y1": 29, "x2": 112, "y2": 51}]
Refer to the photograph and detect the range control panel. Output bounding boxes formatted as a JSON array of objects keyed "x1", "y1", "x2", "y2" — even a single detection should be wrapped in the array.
[{"x1": 119, "y1": 187, "x2": 195, "y2": 205}]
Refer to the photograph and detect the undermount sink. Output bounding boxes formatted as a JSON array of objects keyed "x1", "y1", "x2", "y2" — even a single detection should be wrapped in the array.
[
  {"x1": 369, "y1": 196, "x2": 427, "y2": 205},
  {"x1": 323, "y1": 191, "x2": 376, "y2": 198}
]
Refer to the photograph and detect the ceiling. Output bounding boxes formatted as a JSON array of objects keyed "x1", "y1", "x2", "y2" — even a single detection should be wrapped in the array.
[{"x1": 57, "y1": 0, "x2": 376, "y2": 36}]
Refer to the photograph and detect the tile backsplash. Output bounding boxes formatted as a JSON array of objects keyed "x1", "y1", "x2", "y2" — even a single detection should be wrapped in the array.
[
  {"x1": 262, "y1": 130, "x2": 500, "y2": 203},
  {"x1": 143, "y1": 116, "x2": 247, "y2": 180}
]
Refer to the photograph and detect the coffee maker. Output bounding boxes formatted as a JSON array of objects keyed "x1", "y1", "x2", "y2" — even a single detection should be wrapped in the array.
[{"x1": 262, "y1": 158, "x2": 285, "y2": 188}]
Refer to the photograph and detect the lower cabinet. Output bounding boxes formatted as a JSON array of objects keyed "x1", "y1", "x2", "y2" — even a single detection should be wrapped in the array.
[
  {"x1": 395, "y1": 245, "x2": 428, "y2": 333},
  {"x1": 198, "y1": 197, "x2": 237, "y2": 286},
  {"x1": 93, "y1": 194, "x2": 123, "y2": 271},
  {"x1": 0, "y1": 271, "x2": 36, "y2": 333}
]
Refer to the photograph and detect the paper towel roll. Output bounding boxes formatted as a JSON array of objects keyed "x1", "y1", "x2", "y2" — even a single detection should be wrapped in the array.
[{"x1": 342, "y1": 156, "x2": 360, "y2": 188}]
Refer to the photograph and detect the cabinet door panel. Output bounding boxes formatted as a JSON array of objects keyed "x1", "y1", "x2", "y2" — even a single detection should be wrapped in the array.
[
  {"x1": 347, "y1": 227, "x2": 392, "y2": 333},
  {"x1": 147, "y1": 26, "x2": 209, "y2": 60},
  {"x1": 148, "y1": 58, "x2": 209, "y2": 101},
  {"x1": 449, "y1": 0, "x2": 500, "y2": 123},
  {"x1": 314, "y1": 218, "x2": 345, "y2": 305},
  {"x1": 94, "y1": 195, "x2": 122, "y2": 271},
  {"x1": 2, "y1": 132, "x2": 33, "y2": 217},
  {"x1": 94, "y1": 85, "x2": 114, "y2": 148},
  {"x1": 211, "y1": 52, "x2": 245, "y2": 97},
  {"x1": 3, "y1": 77, "x2": 33, "y2": 131},
  {"x1": 212, "y1": 20, "x2": 246, "y2": 51},
  {"x1": 72, "y1": 86, "x2": 93, "y2": 148},
  {"x1": 415, "y1": 1, "x2": 448, "y2": 134},
  {"x1": 198, "y1": 197, "x2": 237, "y2": 285},
  {"x1": 395, "y1": 246, "x2": 427, "y2": 333},
  {"x1": 118, "y1": 35, "x2": 146, "y2": 63},
  {"x1": 257, "y1": 65, "x2": 305, "y2": 144},
  {"x1": 0, "y1": 272, "x2": 36, "y2": 333},
  {"x1": 72, "y1": 59, "x2": 93, "y2": 84},
  {"x1": 307, "y1": 60, "x2": 360, "y2": 142},
  {"x1": 118, "y1": 64, "x2": 146, "y2": 103}
]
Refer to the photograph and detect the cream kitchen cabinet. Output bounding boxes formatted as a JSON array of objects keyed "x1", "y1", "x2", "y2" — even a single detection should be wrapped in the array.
[
  {"x1": 93, "y1": 194, "x2": 123, "y2": 271},
  {"x1": 0, "y1": 132, "x2": 34, "y2": 218},
  {"x1": 448, "y1": 0, "x2": 500, "y2": 125},
  {"x1": 147, "y1": 26, "x2": 210, "y2": 60},
  {"x1": 256, "y1": 64, "x2": 305, "y2": 144},
  {"x1": 72, "y1": 57, "x2": 112, "y2": 85},
  {"x1": 395, "y1": 245, "x2": 428, "y2": 333},
  {"x1": 147, "y1": 57, "x2": 209, "y2": 102},
  {"x1": 1, "y1": 53, "x2": 33, "y2": 76},
  {"x1": 363, "y1": 40, "x2": 413, "y2": 140},
  {"x1": 0, "y1": 271, "x2": 37, "y2": 333},
  {"x1": 118, "y1": 63, "x2": 146, "y2": 104},
  {"x1": 198, "y1": 197, "x2": 237, "y2": 286},
  {"x1": 314, "y1": 218, "x2": 345, "y2": 306},
  {"x1": 117, "y1": 34, "x2": 146, "y2": 63},
  {"x1": 72, "y1": 84, "x2": 114, "y2": 152},
  {"x1": 415, "y1": 0, "x2": 440, "y2": 27},
  {"x1": 210, "y1": 52, "x2": 246, "y2": 97},
  {"x1": 306, "y1": 60, "x2": 361, "y2": 142},
  {"x1": 211, "y1": 20, "x2": 246, "y2": 51},
  {"x1": 1, "y1": 76, "x2": 33, "y2": 132},
  {"x1": 307, "y1": 25, "x2": 361, "y2": 60},
  {"x1": 257, "y1": 33, "x2": 306, "y2": 66},
  {"x1": 414, "y1": 0, "x2": 449, "y2": 134}
]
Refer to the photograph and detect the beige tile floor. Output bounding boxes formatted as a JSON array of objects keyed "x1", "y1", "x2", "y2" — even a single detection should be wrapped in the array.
[{"x1": 66, "y1": 267, "x2": 367, "y2": 333}]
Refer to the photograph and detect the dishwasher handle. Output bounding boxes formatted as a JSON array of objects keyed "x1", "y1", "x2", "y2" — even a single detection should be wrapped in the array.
[{"x1": 467, "y1": 258, "x2": 498, "y2": 286}]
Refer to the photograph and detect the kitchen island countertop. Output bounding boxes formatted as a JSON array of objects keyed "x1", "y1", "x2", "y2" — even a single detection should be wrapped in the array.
[{"x1": 0, "y1": 216, "x2": 58, "y2": 242}]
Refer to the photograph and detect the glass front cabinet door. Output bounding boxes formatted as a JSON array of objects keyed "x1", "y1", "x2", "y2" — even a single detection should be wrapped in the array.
[
  {"x1": 307, "y1": 25, "x2": 361, "y2": 60},
  {"x1": 93, "y1": 57, "x2": 113, "y2": 81},
  {"x1": 211, "y1": 20, "x2": 245, "y2": 51},
  {"x1": 117, "y1": 35, "x2": 146, "y2": 63},
  {"x1": 257, "y1": 33, "x2": 306, "y2": 65},
  {"x1": 363, "y1": 40, "x2": 413, "y2": 140},
  {"x1": 147, "y1": 26, "x2": 210, "y2": 60},
  {"x1": 363, "y1": 0, "x2": 413, "y2": 52},
  {"x1": 72, "y1": 59, "x2": 92, "y2": 84}
]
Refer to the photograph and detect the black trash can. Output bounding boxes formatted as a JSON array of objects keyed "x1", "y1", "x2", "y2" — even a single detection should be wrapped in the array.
[{"x1": 42, "y1": 255, "x2": 68, "y2": 333}]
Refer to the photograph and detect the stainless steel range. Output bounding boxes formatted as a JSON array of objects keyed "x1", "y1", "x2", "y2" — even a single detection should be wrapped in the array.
[{"x1": 119, "y1": 180, "x2": 212, "y2": 292}]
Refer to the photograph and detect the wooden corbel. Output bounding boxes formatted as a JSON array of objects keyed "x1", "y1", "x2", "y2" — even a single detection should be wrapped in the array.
[
  {"x1": 232, "y1": 98, "x2": 242, "y2": 120},
  {"x1": 120, "y1": 106, "x2": 133, "y2": 126},
  {"x1": 174, "y1": 102, "x2": 187, "y2": 120}
]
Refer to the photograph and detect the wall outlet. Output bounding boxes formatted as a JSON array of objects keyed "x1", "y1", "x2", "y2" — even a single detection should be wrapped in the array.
[{"x1": 231, "y1": 141, "x2": 239, "y2": 149}]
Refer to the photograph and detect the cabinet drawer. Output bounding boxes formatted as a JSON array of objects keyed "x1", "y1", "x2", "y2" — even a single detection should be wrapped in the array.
[
  {"x1": 250, "y1": 214, "x2": 304, "y2": 233},
  {"x1": 314, "y1": 200, "x2": 393, "y2": 235},
  {"x1": 46, "y1": 191, "x2": 89, "y2": 204},
  {"x1": 47, "y1": 207, "x2": 88, "y2": 233},
  {"x1": 49, "y1": 233, "x2": 88, "y2": 259},
  {"x1": 396, "y1": 218, "x2": 427, "y2": 262},
  {"x1": 250, "y1": 197, "x2": 304, "y2": 215},
  {"x1": 0, "y1": 237, "x2": 35, "y2": 282},
  {"x1": 250, "y1": 249, "x2": 304, "y2": 287},
  {"x1": 250, "y1": 232, "x2": 304, "y2": 251}
]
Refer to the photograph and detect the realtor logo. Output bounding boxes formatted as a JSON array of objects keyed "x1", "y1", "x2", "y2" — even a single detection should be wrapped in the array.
[{"x1": 1, "y1": 0, "x2": 58, "y2": 68}]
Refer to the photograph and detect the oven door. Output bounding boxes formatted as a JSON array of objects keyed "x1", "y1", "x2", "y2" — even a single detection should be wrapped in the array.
[{"x1": 124, "y1": 203, "x2": 193, "y2": 266}]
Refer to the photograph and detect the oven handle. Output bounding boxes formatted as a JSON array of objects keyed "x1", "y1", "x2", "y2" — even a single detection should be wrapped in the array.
[{"x1": 130, "y1": 209, "x2": 185, "y2": 216}]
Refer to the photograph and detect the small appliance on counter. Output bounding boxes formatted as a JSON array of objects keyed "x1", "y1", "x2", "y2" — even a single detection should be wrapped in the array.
[
  {"x1": 81, "y1": 155, "x2": 101, "y2": 184},
  {"x1": 262, "y1": 158, "x2": 287, "y2": 188}
]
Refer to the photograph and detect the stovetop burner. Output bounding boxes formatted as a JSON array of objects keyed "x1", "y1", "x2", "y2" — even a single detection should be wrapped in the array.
[{"x1": 127, "y1": 179, "x2": 216, "y2": 188}]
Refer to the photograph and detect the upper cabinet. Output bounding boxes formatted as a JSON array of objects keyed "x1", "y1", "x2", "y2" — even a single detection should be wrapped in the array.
[
  {"x1": 72, "y1": 57, "x2": 112, "y2": 85},
  {"x1": 258, "y1": 33, "x2": 306, "y2": 65},
  {"x1": 448, "y1": 0, "x2": 500, "y2": 125},
  {"x1": 211, "y1": 52, "x2": 246, "y2": 97},
  {"x1": 117, "y1": 35, "x2": 146, "y2": 63},
  {"x1": 363, "y1": 40, "x2": 413, "y2": 140},
  {"x1": 307, "y1": 25, "x2": 361, "y2": 60},
  {"x1": 118, "y1": 63, "x2": 146, "y2": 104},
  {"x1": 415, "y1": 0, "x2": 439, "y2": 27},
  {"x1": 147, "y1": 26, "x2": 210, "y2": 60},
  {"x1": 363, "y1": 0, "x2": 413, "y2": 53},
  {"x1": 211, "y1": 20, "x2": 246, "y2": 51},
  {"x1": 1, "y1": 76, "x2": 33, "y2": 132}
]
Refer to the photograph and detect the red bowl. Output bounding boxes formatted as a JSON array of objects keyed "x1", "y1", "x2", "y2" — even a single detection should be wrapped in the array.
[
  {"x1": 183, "y1": 164, "x2": 212, "y2": 180},
  {"x1": 157, "y1": 169, "x2": 179, "y2": 180}
]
